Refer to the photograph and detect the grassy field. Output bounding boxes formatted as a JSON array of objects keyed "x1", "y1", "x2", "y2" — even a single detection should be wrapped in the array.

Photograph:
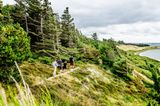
[
  {"x1": 117, "y1": 44, "x2": 156, "y2": 52},
  {"x1": 0, "y1": 62, "x2": 153, "y2": 106}
]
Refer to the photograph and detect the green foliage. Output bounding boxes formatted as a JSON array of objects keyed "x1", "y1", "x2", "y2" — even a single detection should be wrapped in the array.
[
  {"x1": 41, "y1": 10, "x2": 60, "y2": 50},
  {"x1": 112, "y1": 58, "x2": 133, "y2": 80},
  {"x1": 0, "y1": 24, "x2": 31, "y2": 65},
  {"x1": 117, "y1": 40, "x2": 125, "y2": 44},
  {"x1": 92, "y1": 32, "x2": 98, "y2": 40},
  {"x1": 98, "y1": 40, "x2": 120, "y2": 68},
  {"x1": 13, "y1": 0, "x2": 48, "y2": 45},
  {"x1": 0, "y1": 0, "x2": 2, "y2": 8},
  {"x1": 0, "y1": 24, "x2": 31, "y2": 83},
  {"x1": 0, "y1": 0, "x2": 2, "y2": 15},
  {"x1": 60, "y1": 7, "x2": 77, "y2": 48},
  {"x1": 0, "y1": 5, "x2": 14, "y2": 24},
  {"x1": 37, "y1": 56, "x2": 52, "y2": 64},
  {"x1": 0, "y1": 66, "x2": 20, "y2": 83},
  {"x1": 146, "y1": 63, "x2": 160, "y2": 103},
  {"x1": 78, "y1": 45, "x2": 100, "y2": 63},
  {"x1": 148, "y1": 64, "x2": 160, "y2": 92}
]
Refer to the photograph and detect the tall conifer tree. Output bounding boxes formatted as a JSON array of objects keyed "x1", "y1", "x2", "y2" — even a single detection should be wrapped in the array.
[{"x1": 60, "y1": 7, "x2": 75, "y2": 47}]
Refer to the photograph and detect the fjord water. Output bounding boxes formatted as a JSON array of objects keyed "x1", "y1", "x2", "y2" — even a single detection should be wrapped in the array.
[{"x1": 140, "y1": 48, "x2": 160, "y2": 61}]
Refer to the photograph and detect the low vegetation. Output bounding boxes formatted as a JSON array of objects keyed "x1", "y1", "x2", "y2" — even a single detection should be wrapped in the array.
[{"x1": 117, "y1": 44, "x2": 149, "y2": 51}]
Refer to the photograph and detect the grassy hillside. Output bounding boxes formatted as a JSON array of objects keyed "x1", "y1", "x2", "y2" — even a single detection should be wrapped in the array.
[
  {"x1": 0, "y1": 37, "x2": 160, "y2": 106},
  {"x1": 0, "y1": 62, "x2": 153, "y2": 106}
]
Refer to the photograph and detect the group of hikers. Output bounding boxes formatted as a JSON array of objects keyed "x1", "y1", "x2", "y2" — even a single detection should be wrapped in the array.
[{"x1": 52, "y1": 56, "x2": 74, "y2": 77}]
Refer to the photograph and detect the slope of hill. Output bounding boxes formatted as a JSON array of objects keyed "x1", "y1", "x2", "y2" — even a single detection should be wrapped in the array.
[
  {"x1": 20, "y1": 61, "x2": 158, "y2": 105},
  {"x1": 0, "y1": 45, "x2": 160, "y2": 105},
  {"x1": 2, "y1": 62, "x2": 151, "y2": 106}
]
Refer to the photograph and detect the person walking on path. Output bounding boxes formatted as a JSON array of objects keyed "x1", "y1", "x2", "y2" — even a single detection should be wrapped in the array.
[
  {"x1": 69, "y1": 56, "x2": 74, "y2": 68},
  {"x1": 57, "y1": 59, "x2": 63, "y2": 71},
  {"x1": 62, "y1": 59, "x2": 67, "y2": 71},
  {"x1": 52, "y1": 60, "x2": 58, "y2": 77}
]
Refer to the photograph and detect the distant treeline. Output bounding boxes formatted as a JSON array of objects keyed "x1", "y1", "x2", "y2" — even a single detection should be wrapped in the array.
[
  {"x1": 117, "y1": 41, "x2": 150, "y2": 47},
  {"x1": 126, "y1": 43, "x2": 150, "y2": 47}
]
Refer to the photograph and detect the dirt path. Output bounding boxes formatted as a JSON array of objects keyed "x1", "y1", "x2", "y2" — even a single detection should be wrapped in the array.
[
  {"x1": 34, "y1": 67, "x2": 80, "y2": 86},
  {"x1": 47, "y1": 67, "x2": 80, "y2": 80}
]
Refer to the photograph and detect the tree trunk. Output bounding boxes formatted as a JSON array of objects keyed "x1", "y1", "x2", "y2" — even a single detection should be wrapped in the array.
[
  {"x1": 56, "y1": 33, "x2": 59, "y2": 51},
  {"x1": 24, "y1": 8, "x2": 29, "y2": 34},
  {"x1": 53, "y1": 34, "x2": 56, "y2": 51},
  {"x1": 40, "y1": 14, "x2": 43, "y2": 34},
  {"x1": 40, "y1": 14, "x2": 45, "y2": 46}
]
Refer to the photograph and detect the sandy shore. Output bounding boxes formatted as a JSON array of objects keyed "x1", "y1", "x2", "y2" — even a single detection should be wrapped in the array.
[{"x1": 117, "y1": 44, "x2": 158, "y2": 52}]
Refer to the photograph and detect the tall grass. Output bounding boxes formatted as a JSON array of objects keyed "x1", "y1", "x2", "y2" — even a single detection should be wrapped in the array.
[{"x1": 0, "y1": 61, "x2": 54, "y2": 106}]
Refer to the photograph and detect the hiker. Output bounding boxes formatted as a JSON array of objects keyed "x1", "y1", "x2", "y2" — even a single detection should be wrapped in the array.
[
  {"x1": 57, "y1": 59, "x2": 63, "y2": 71},
  {"x1": 52, "y1": 60, "x2": 58, "y2": 77},
  {"x1": 62, "y1": 59, "x2": 67, "y2": 70},
  {"x1": 69, "y1": 56, "x2": 74, "y2": 68}
]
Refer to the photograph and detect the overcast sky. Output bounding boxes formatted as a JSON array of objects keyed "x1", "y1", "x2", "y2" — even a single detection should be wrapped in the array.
[{"x1": 3, "y1": 0, "x2": 160, "y2": 43}]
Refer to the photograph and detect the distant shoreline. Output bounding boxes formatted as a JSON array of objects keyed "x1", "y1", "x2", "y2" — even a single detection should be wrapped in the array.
[
  {"x1": 117, "y1": 44, "x2": 159, "y2": 55},
  {"x1": 135, "y1": 46, "x2": 159, "y2": 55}
]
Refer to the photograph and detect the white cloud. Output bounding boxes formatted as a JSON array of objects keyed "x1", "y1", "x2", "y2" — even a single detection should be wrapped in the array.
[
  {"x1": 3, "y1": 0, "x2": 15, "y2": 5},
  {"x1": 52, "y1": 0, "x2": 160, "y2": 27},
  {"x1": 52, "y1": 0, "x2": 160, "y2": 43},
  {"x1": 81, "y1": 22, "x2": 160, "y2": 43},
  {"x1": 3, "y1": 0, "x2": 160, "y2": 43}
]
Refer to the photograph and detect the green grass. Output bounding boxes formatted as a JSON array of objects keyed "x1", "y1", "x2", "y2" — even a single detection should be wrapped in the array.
[
  {"x1": 0, "y1": 61, "x2": 158, "y2": 106},
  {"x1": 19, "y1": 62, "x2": 153, "y2": 105},
  {"x1": 0, "y1": 49, "x2": 160, "y2": 106}
]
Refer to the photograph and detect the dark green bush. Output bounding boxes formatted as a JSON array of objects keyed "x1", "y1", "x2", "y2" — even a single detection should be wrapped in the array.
[
  {"x1": 112, "y1": 58, "x2": 133, "y2": 80},
  {"x1": 79, "y1": 45, "x2": 100, "y2": 63},
  {"x1": 0, "y1": 66, "x2": 20, "y2": 83},
  {"x1": 0, "y1": 24, "x2": 31, "y2": 83},
  {"x1": 38, "y1": 56, "x2": 52, "y2": 64},
  {"x1": 0, "y1": 24, "x2": 31, "y2": 66}
]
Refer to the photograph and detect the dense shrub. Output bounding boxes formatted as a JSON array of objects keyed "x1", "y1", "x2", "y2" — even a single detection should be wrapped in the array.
[
  {"x1": 112, "y1": 58, "x2": 133, "y2": 80},
  {"x1": 98, "y1": 41, "x2": 120, "y2": 67},
  {"x1": 0, "y1": 24, "x2": 31, "y2": 83},
  {"x1": 0, "y1": 66, "x2": 20, "y2": 83},
  {"x1": 0, "y1": 24, "x2": 31, "y2": 66},
  {"x1": 38, "y1": 56, "x2": 52, "y2": 64},
  {"x1": 79, "y1": 45, "x2": 100, "y2": 63}
]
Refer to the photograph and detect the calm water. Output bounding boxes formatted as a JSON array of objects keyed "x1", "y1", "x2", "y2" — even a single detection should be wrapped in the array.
[
  {"x1": 139, "y1": 48, "x2": 160, "y2": 61},
  {"x1": 148, "y1": 43, "x2": 160, "y2": 46}
]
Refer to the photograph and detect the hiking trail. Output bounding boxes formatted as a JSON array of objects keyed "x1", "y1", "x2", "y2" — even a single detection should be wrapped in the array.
[{"x1": 34, "y1": 67, "x2": 80, "y2": 86}]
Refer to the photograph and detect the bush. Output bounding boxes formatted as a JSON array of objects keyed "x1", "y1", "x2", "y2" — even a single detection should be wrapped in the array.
[
  {"x1": 0, "y1": 24, "x2": 31, "y2": 83},
  {"x1": 0, "y1": 66, "x2": 20, "y2": 83},
  {"x1": 0, "y1": 24, "x2": 31, "y2": 66},
  {"x1": 79, "y1": 45, "x2": 100, "y2": 63},
  {"x1": 38, "y1": 56, "x2": 52, "y2": 64},
  {"x1": 112, "y1": 58, "x2": 133, "y2": 80}
]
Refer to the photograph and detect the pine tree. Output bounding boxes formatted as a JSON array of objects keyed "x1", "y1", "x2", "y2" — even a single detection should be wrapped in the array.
[
  {"x1": 91, "y1": 32, "x2": 99, "y2": 49},
  {"x1": 14, "y1": 0, "x2": 60, "y2": 51},
  {"x1": 1, "y1": 4, "x2": 14, "y2": 24},
  {"x1": 0, "y1": 0, "x2": 3, "y2": 22},
  {"x1": 12, "y1": 0, "x2": 29, "y2": 33},
  {"x1": 92, "y1": 32, "x2": 98, "y2": 40},
  {"x1": 36, "y1": 1, "x2": 60, "y2": 51},
  {"x1": 32, "y1": 0, "x2": 60, "y2": 52},
  {"x1": 43, "y1": 13, "x2": 60, "y2": 51},
  {"x1": 13, "y1": 0, "x2": 44, "y2": 45},
  {"x1": 0, "y1": 0, "x2": 2, "y2": 10},
  {"x1": 60, "y1": 7, "x2": 75, "y2": 48}
]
